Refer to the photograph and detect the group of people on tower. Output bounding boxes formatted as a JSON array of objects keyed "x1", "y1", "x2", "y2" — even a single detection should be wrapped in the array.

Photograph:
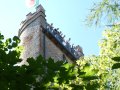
[{"x1": 46, "y1": 23, "x2": 83, "y2": 59}]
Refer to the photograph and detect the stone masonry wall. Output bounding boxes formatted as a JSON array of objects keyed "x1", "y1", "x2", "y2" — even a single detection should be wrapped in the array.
[
  {"x1": 41, "y1": 32, "x2": 72, "y2": 63},
  {"x1": 20, "y1": 23, "x2": 72, "y2": 62},
  {"x1": 20, "y1": 18, "x2": 41, "y2": 60}
]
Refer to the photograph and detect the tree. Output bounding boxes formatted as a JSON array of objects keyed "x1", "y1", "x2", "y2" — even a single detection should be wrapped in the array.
[
  {"x1": 96, "y1": 25, "x2": 120, "y2": 90},
  {"x1": 86, "y1": 0, "x2": 120, "y2": 26},
  {"x1": 86, "y1": 0, "x2": 120, "y2": 89},
  {"x1": 0, "y1": 33, "x2": 100, "y2": 90}
]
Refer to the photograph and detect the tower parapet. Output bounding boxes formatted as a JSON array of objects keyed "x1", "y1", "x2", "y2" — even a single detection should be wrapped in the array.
[{"x1": 26, "y1": 12, "x2": 33, "y2": 20}]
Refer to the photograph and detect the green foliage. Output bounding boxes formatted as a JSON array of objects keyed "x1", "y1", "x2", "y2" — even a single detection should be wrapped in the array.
[
  {"x1": 99, "y1": 26, "x2": 120, "y2": 57},
  {"x1": 112, "y1": 57, "x2": 120, "y2": 69},
  {"x1": 0, "y1": 33, "x2": 101, "y2": 90},
  {"x1": 97, "y1": 26, "x2": 120, "y2": 89},
  {"x1": 112, "y1": 63, "x2": 120, "y2": 69},
  {"x1": 86, "y1": 0, "x2": 120, "y2": 89},
  {"x1": 112, "y1": 57, "x2": 120, "y2": 62},
  {"x1": 86, "y1": 0, "x2": 120, "y2": 26}
]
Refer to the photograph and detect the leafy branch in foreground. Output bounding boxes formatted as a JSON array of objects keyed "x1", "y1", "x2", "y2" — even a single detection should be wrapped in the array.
[{"x1": 0, "y1": 33, "x2": 100, "y2": 90}]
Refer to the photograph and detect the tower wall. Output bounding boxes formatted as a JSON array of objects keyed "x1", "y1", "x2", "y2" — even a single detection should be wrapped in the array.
[
  {"x1": 41, "y1": 32, "x2": 72, "y2": 62},
  {"x1": 19, "y1": 5, "x2": 46, "y2": 61},
  {"x1": 20, "y1": 18, "x2": 42, "y2": 60},
  {"x1": 20, "y1": 21, "x2": 72, "y2": 62}
]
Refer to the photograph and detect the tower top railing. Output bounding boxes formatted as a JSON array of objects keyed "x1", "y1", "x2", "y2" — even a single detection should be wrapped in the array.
[{"x1": 45, "y1": 23, "x2": 84, "y2": 59}]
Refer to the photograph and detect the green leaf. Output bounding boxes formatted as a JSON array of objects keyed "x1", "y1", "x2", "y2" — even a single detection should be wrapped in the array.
[
  {"x1": 112, "y1": 63, "x2": 120, "y2": 69},
  {"x1": 13, "y1": 36, "x2": 19, "y2": 41},
  {"x1": 12, "y1": 42, "x2": 18, "y2": 47},
  {"x1": 82, "y1": 76, "x2": 99, "y2": 81},
  {"x1": 70, "y1": 84, "x2": 84, "y2": 90},
  {"x1": 13, "y1": 36, "x2": 20, "y2": 43},
  {"x1": 0, "y1": 34, "x2": 4, "y2": 40},
  {"x1": 85, "y1": 82, "x2": 99, "y2": 90},
  {"x1": 8, "y1": 45, "x2": 12, "y2": 49},
  {"x1": 112, "y1": 57, "x2": 120, "y2": 62}
]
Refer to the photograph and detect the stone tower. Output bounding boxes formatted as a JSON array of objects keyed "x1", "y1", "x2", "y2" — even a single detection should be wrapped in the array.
[{"x1": 18, "y1": 5, "x2": 84, "y2": 63}]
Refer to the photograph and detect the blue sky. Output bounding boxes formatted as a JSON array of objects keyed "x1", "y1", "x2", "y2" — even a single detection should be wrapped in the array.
[{"x1": 0, "y1": 0, "x2": 103, "y2": 56}]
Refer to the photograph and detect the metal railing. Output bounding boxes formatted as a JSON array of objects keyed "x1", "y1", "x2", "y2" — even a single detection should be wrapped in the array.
[{"x1": 44, "y1": 24, "x2": 84, "y2": 59}]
